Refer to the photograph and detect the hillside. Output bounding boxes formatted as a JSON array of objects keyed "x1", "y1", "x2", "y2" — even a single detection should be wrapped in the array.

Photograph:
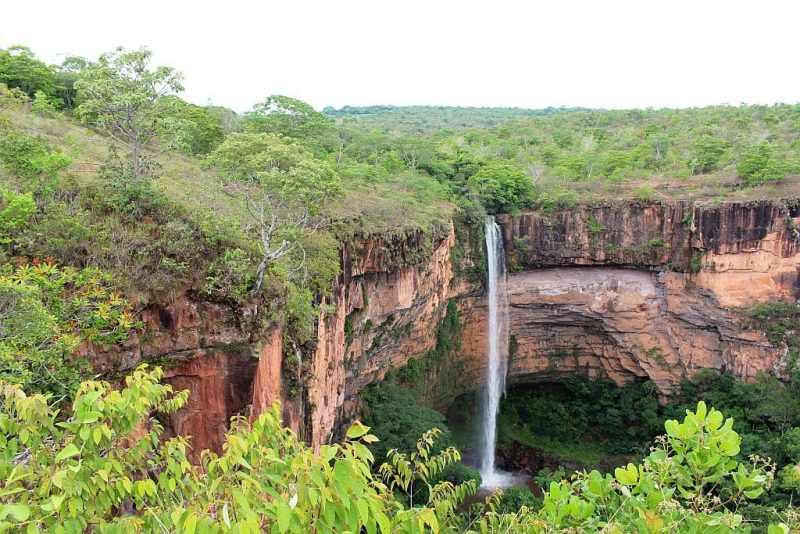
[
  {"x1": 2, "y1": 43, "x2": 800, "y2": 533},
  {"x1": 331, "y1": 103, "x2": 800, "y2": 206},
  {"x1": 323, "y1": 104, "x2": 588, "y2": 133}
]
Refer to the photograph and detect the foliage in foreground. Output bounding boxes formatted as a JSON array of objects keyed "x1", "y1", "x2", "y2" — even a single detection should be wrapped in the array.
[
  {"x1": 0, "y1": 367, "x2": 796, "y2": 532},
  {"x1": 0, "y1": 261, "x2": 134, "y2": 398}
]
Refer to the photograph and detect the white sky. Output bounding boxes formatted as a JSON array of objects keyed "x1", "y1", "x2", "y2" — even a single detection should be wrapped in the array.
[{"x1": 3, "y1": 0, "x2": 799, "y2": 113}]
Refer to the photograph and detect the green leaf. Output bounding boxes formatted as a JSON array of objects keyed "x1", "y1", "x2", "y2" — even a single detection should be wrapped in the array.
[
  {"x1": 2, "y1": 503, "x2": 30, "y2": 522},
  {"x1": 744, "y1": 488, "x2": 764, "y2": 499},
  {"x1": 55, "y1": 443, "x2": 80, "y2": 462},
  {"x1": 346, "y1": 421, "x2": 370, "y2": 440},
  {"x1": 614, "y1": 463, "x2": 639, "y2": 486},
  {"x1": 276, "y1": 502, "x2": 292, "y2": 533},
  {"x1": 222, "y1": 504, "x2": 231, "y2": 528},
  {"x1": 184, "y1": 513, "x2": 198, "y2": 534}
]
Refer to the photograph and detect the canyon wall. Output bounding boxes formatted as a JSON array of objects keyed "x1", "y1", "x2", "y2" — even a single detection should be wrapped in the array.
[
  {"x1": 499, "y1": 200, "x2": 800, "y2": 306},
  {"x1": 454, "y1": 200, "x2": 799, "y2": 395},
  {"x1": 86, "y1": 225, "x2": 459, "y2": 454},
  {"x1": 87, "y1": 199, "x2": 800, "y2": 454},
  {"x1": 457, "y1": 268, "x2": 784, "y2": 396},
  {"x1": 307, "y1": 224, "x2": 456, "y2": 447}
]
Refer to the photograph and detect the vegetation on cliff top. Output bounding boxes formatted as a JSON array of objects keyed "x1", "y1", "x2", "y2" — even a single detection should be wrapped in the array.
[
  {"x1": 329, "y1": 103, "x2": 800, "y2": 207},
  {"x1": 0, "y1": 44, "x2": 455, "y2": 390},
  {"x1": 3, "y1": 42, "x2": 799, "y2": 329},
  {"x1": 3, "y1": 42, "x2": 800, "y2": 532}
]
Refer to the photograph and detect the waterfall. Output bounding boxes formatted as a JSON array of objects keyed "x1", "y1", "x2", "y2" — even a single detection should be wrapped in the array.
[{"x1": 478, "y1": 217, "x2": 510, "y2": 485}]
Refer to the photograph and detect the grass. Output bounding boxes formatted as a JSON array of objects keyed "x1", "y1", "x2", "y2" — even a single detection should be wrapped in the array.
[
  {"x1": 497, "y1": 416, "x2": 626, "y2": 467},
  {"x1": 4, "y1": 105, "x2": 455, "y2": 242},
  {"x1": 335, "y1": 177, "x2": 454, "y2": 238},
  {"x1": 4, "y1": 105, "x2": 251, "y2": 238}
]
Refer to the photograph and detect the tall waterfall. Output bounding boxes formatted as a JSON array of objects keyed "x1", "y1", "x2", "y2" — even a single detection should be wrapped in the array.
[{"x1": 478, "y1": 217, "x2": 510, "y2": 485}]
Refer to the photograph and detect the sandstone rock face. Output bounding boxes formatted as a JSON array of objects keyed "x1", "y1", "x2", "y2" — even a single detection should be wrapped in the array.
[
  {"x1": 307, "y1": 224, "x2": 457, "y2": 447},
  {"x1": 457, "y1": 268, "x2": 784, "y2": 397},
  {"x1": 82, "y1": 200, "x2": 800, "y2": 453},
  {"x1": 453, "y1": 201, "x2": 800, "y2": 397},
  {"x1": 163, "y1": 350, "x2": 258, "y2": 460},
  {"x1": 501, "y1": 201, "x2": 799, "y2": 301},
  {"x1": 84, "y1": 299, "x2": 268, "y2": 458}
]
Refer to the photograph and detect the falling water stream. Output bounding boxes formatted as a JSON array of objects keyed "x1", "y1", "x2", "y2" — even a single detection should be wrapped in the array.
[{"x1": 478, "y1": 217, "x2": 511, "y2": 488}]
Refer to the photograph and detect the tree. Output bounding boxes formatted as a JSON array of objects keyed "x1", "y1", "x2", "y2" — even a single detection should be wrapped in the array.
[
  {"x1": 75, "y1": 47, "x2": 184, "y2": 181},
  {"x1": 53, "y1": 55, "x2": 90, "y2": 109},
  {"x1": 737, "y1": 142, "x2": 791, "y2": 186},
  {"x1": 688, "y1": 134, "x2": 729, "y2": 174},
  {"x1": 0, "y1": 45, "x2": 58, "y2": 98},
  {"x1": 206, "y1": 133, "x2": 342, "y2": 294},
  {"x1": 239, "y1": 95, "x2": 332, "y2": 145},
  {"x1": 156, "y1": 95, "x2": 225, "y2": 155},
  {"x1": 467, "y1": 162, "x2": 535, "y2": 213}
]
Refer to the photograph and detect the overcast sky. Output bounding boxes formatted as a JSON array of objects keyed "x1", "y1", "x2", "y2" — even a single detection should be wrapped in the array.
[{"x1": 3, "y1": 1, "x2": 799, "y2": 112}]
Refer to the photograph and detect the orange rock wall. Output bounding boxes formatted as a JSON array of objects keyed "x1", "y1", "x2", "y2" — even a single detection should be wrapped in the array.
[{"x1": 84, "y1": 200, "x2": 800, "y2": 454}]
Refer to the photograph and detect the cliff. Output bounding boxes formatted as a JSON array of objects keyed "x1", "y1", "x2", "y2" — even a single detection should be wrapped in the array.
[
  {"x1": 499, "y1": 200, "x2": 800, "y2": 306},
  {"x1": 85, "y1": 225, "x2": 459, "y2": 454},
  {"x1": 456, "y1": 200, "x2": 800, "y2": 396},
  {"x1": 85, "y1": 199, "x2": 800, "y2": 454}
]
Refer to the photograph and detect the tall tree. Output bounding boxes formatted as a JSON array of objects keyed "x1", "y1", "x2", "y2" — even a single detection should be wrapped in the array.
[
  {"x1": 53, "y1": 55, "x2": 90, "y2": 109},
  {"x1": 156, "y1": 96, "x2": 225, "y2": 155},
  {"x1": 240, "y1": 95, "x2": 332, "y2": 145},
  {"x1": 0, "y1": 45, "x2": 58, "y2": 98},
  {"x1": 75, "y1": 47, "x2": 183, "y2": 180},
  {"x1": 206, "y1": 132, "x2": 342, "y2": 294}
]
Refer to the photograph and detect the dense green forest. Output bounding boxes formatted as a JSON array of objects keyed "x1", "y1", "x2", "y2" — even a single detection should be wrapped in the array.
[{"x1": 1, "y1": 43, "x2": 799, "y2": 531}]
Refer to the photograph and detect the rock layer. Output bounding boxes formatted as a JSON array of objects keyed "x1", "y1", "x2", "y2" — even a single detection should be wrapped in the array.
[
  {"x1": 308, "y1": 224, "x2": 457, "y2": 447},
  {"x1": 457, "y1": 268, "x2": 784, "y2": 397},
  {"x1": 83, "y1": 200, "x2": 800, "y2": 453}
]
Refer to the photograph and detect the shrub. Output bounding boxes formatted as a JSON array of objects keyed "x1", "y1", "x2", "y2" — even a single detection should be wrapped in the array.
[
  {"x1": 201, "y1": 248, "x2": 257, "y2": 303},
  {"x1": 632, "y1": 184, "x2": 657, "y2": 201},
  {"x1": 0, "y1": 261, "x2": 135, "y2": 397},
  {"x1": 0, "y1": 126, "x2": 71, "y2": 194},
  {"x1": 30, "y1": 90, "x2": 60, "y2": 116},
  {"x1": 497, "y1": 486, "x2": 540, "y2": 514},
  {"x1": 467, "y1": 162, "x2": 534, "y2": 213},
  {"x1": 0, "y1": 189, "x2": 35, "y2": 244},
  {"x1": 534, "y1": 186, "x2": 579, "y2": 213},
  {"x1": 0, "y1": 369, "x2": 793, "y2": 533},
  {"x1": 688, "y1": 134, "x2": 728, "y2": 174},
  {"x1": 738, "y1": 142, "x2": 791, "y2": 186},
  {"x1": 599, "y1": 150, "x2": 632, "y2": 177}
]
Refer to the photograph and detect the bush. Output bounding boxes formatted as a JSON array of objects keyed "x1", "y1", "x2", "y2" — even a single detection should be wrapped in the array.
[
  {"x1": 0, "y1": 189, "x2": 35, "y2": 244},
  {"x1": 467, "y1": 162, "x2": 534, "y2": 213},
  {"x1": 0, "y1": 126, "x2": 71, "y2": 194},
  {"x1": 0, "y1": 261, "x2": 135, "y2": 397},
  {"x1": 632, "y1": 184, "x2": 657, "y2": 201},
  {"x1": 0, "y1": 369, "x2": 793, "y2": 532},
  {"x1": 534, "y1": 186, "x2": 579, "y2": 214},
  {"x1": 30, "y1": 90, "x2": 60, "y2": 116},
  {"x1": 738, "y1": 142, "x2": 791, "y2": 186},
  {"x1": 688, "y1": 134, "x2": 728, "y2": 174},
  {"x1": 497, "y1": 486, "x2": 540, "y2": 514}
]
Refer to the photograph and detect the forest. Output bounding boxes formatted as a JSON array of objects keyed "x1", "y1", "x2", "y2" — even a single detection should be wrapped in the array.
[{"x1": 0, "y1": 43, "x2": 799, "y2": 532}]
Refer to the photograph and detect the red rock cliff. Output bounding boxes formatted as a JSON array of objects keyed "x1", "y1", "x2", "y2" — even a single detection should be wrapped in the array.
[
  {"x1": 85, "y1": 199, "x2": 800, "y2": 454},
  {"x1": 454, "y1": 200, "x2": 800, "y2": 397}
]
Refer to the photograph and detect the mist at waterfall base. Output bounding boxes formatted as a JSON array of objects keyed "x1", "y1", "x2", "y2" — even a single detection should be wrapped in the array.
[{"x1": 476, "y1": 217, "x2": 515, "y2": 489}]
